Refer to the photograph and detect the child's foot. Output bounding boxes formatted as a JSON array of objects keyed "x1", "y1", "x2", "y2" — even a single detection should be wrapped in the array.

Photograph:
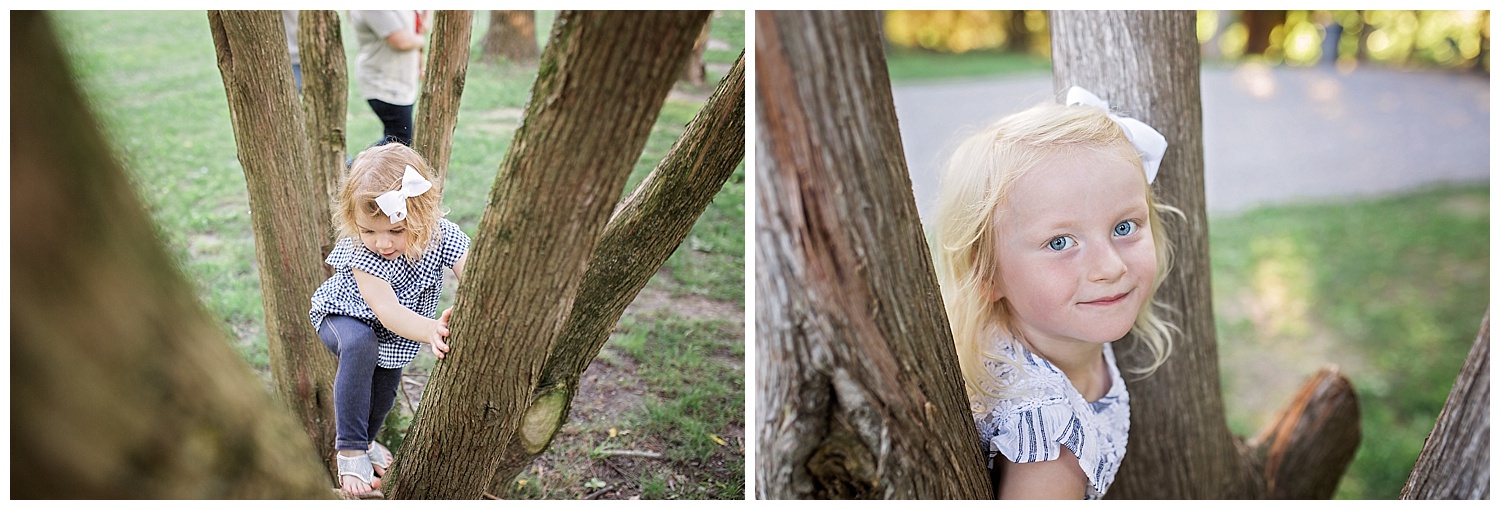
[
  {"x1": 337, "y1": 451, "x2": 384, "y2": 499},
  {"x1": 367, "y1": 442, "x2": 393, "y2": 477}
]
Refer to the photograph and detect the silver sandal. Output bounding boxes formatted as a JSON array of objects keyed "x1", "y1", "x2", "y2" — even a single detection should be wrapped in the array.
[
  {"x1": 336, "y1": 453, "x2": 383, "y2": 499},
  {"x1": 367, "y1": 441, "x2": 393, "y2": 472}
]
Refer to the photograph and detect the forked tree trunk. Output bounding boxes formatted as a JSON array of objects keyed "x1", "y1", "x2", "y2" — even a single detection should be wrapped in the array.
[
  {"x1": 382, "y1": 11, "x2": 711, "y2": 499},
  {"x1": 296, "y1": 9, "x2": 348, "y2": 251},
  {"x1": 208, "y1": 9, "x2": 340, "y2": 473},
  {"x1": 1051, "y1": 11, "x2": 1360, "y2": 499},
  {"x1": 1402, "y1": 312, "x2": 1490, "y2": 500},
  {"x1": 479, "y1": 10, "x2": 539, "y2": 64},
  {"x1": 485, "y1": 52, "x2": 747, "y2": 493},
  {"x1": 413, "y1": 10, "x2": 472, "y2": 181},
  {"x1": 11, "y1": 11, "x2": 333, "y2": 499},
  {"x1": 755, "y1": 11, "x2": 990, "y2": 499}
]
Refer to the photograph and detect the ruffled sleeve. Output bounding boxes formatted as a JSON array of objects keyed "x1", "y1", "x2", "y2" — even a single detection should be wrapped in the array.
[
  {"x1": 988, "y1": 398, "x2": 1106, "y2": 493},
  {"x1": 326, "y1": 236, "x2": 390, "y2": 281},
  {"x1": 436, "y1": 218, "x2": 470, "y2": 269}
]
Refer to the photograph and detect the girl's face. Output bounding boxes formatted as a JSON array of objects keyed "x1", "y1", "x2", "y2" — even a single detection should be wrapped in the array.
[
  {"x1": 990, "y1": 149, "x2": 1157, "y2": 350},
  {"x1": 356, "y1": 213, "x2": 410, "y2": 260}
]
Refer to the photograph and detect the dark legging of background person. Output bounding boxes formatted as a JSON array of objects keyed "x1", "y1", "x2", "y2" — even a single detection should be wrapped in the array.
[{"x1": 368, "y1": 98, "x2": 414, "y2": 147}]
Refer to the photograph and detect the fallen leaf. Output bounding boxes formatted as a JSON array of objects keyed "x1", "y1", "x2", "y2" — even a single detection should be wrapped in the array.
[
  {"x1": 609, "y1": 427, "x2": 618, "y2": 438},
  {"x1": 710, "y1": 434, "x2": 727, "y2": 446}
]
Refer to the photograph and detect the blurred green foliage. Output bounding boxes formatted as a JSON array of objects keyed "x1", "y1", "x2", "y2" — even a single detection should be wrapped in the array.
[
  {"x1": 1210, "y1": 185, "x2": 1488, "y2": 499},
  {"x1": 883, "y1": 10, "x2": 1489, "y2": 72}
]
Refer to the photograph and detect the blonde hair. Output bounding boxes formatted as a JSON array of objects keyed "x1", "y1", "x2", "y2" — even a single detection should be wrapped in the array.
[
  {"x1": 335, "y1": 144, "x2": 444, "y2": 260},
  {"x1": 932, "y1": 101, "x2": 1179, "y2": 414}
]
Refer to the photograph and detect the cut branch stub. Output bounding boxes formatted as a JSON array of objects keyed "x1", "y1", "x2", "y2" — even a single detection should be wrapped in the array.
[{"x1": 1247, "y1": 365, "x2": 1361, "y2": 499}]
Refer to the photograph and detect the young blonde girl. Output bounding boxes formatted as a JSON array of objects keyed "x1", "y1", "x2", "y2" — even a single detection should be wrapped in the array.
[
  {"x1": 933, "y1": 87, "x2": 1178, "y2": 500},
  {"x1": 308, "y1": 143, "x2": 470, "y2": 498}
]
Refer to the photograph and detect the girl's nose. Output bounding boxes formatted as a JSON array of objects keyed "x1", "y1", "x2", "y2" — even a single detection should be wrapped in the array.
[{"x1": 1089, "y1": 244, "x2": 1128, "y2": 282}]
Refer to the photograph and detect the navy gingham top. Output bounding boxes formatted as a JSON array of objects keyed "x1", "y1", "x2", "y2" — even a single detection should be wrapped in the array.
[
  {"x1": 309, "y1": 218, "x2": 470, "y2": 368},
  {"x1": 973, "y1": 340, "x2": 1130, "y2": 499}
]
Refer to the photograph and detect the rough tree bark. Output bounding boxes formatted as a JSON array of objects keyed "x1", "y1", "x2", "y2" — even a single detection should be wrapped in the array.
[
  {"x1": 755, "y1": 11, "x2": 991, "y2": 499},
  {"x1": 382, "y1": 11, "x2": 711, "y2": 499},
  {"x1": 1402, "y1": 312, "x2": 1490, "y2": 500},
  {"x1": 296, "y1": 9, "x2": 348, "y2": 250},
  {"x1": 485, "y1": 52, "x2": 747, "y2": 493},
  {"x1": 208, "y1": 9, "x2": 340, "y2": 473},
  {"x1": 1051, "y1": 11, "x2": 1359, "y2": 499},
  {"x1": 11, "y1": 11, "x2": 333, "y2": 499},
  {"x1": 478, "y1": 10, "x2": 538, "y2": 64},
  {"x1": 413, "y1": 10, "x2": 472, "y2": 181}
]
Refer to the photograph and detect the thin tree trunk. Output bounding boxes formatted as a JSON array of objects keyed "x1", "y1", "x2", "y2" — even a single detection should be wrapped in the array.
[
  {"x1": 296, "y1": 9, "x2": 348, "y2": 256},
  {"x1": 479, "y1": 10, "x2": 539, "y2": 64},
  {"x1": 1242, "y1": 10, "x2": 1286, "y2": 56},
  {"x1": 1401, "y1": 311, "x2": 1490, "y2": 500},
  {"x1": 11, "y1": 11, "x2": 333, "y2": 499},
  {"x1": 413, "y1": 10, "x2": 472, "y2": 181},
  {"x1": 485, "y1": 52, "x2": 747, "y2": 493},
  {"x1": 208, "y1": 9, "x2": 340, "y2": 473},
  {"x1": 679, "y1": 18, "x2": 711, "y2": 87},
  {"x1": 383, "y1": 11, "x2": 710, "y2": 499},
  {"x1": 1051, "y1": 10, "x2": 1257, "y2": 499},
  {"x1": 755, "y1": 11, "x2": 990, "y2": 499}
]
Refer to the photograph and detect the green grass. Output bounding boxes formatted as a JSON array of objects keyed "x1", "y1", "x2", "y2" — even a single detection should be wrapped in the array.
[
  {"x1": 884, "y1": 47, "x2": 1051, "y2": 83},
  {"x1": 611, "y1": 313, "x2": 744, "y2": 463},
  {"x1": 52, "y1": 10, "x2": 745, "y2": 500},
  {"x1": 1209, "y1": 184, "x2": 1488, "y2": 499}
]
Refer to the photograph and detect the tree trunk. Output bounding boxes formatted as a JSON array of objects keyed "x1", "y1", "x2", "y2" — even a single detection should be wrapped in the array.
[
  {"x1": 1005, "y1": 11, "x2": 1031, "y2": 53},
  {"x1": 382, "y1": 11, "x2": 711, "y2": 499},
  {"x1": 754, "y1": 11, "x2": 990, "y2": 499},
  {"x1": 413, "y1": 10, "x2": 472, "y2": 181},
  {"x1": 679, "y1": 17, "x2": 711, "y2": 87},
  {"x1": 296, "y1": 9, "x2": 348, "y2": 256},
  {"x1": 11, "y1": 11, "x2": 334, "y2": 499},
  {"x1": 479, "y1": 10, "x2": 539, "y2": 64},
  {"x1": 484, "y1": 51, "x2": 747, "y2": 494},
  {"x1": 1242, "y1": 10, "x2": 1286, "y2": 56},
  {"x1": 1051, "y1": 11, "x2": 1360, "y2": 499},
  {"x1": 1401, "y1": 312, "x2": 1490, "y2": 500},
  {"x1": 208, "y1": 9, "x2": 340, "y2": 473}
]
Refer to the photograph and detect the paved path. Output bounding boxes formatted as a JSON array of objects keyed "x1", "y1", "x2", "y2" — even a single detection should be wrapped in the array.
[{"x1": 891, "y1": 65, "x2": 1490, "y2": 221}]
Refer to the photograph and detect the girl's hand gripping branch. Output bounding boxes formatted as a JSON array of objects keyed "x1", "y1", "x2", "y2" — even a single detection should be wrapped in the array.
[{"x1": 353, "y1": 268, "x2": 452, "y2": 359}]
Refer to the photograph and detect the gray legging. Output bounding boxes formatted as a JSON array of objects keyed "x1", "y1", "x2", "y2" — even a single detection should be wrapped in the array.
[{"x1": 318, "y1": 315, "x2": 403, "y2": 452}]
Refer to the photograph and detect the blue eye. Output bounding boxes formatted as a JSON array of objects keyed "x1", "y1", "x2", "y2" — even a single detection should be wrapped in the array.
[
  {"x1": 1113, "y1": 220, "x2": 1138, "y2": 237},
  {"x1": 1047, "y1": 236, "x2": 1076, "y2": 251}
]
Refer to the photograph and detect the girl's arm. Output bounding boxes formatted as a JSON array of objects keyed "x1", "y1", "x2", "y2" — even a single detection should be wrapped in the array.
[
  {"x1": 451, "y1": 251, "x2": 467, "y2": 282},
  {"x1": 353, "y1": 268, "x2": 450, "y2": 359},
  {"x1": 995, "y1": 448, "x2": 1089, "y2": 499}
]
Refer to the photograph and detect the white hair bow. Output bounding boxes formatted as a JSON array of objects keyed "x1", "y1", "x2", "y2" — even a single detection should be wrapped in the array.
[
  {"x1": 1065, "y1": 86, "x2": 1168, "y2": 184},
  {"x1": 374, "y1": 165, "x2": 432, "y2": 223}
]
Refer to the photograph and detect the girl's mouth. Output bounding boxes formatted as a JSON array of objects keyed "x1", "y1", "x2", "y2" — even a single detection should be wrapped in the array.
[{"x1": 1082, "y1": 291, "x2": 1130, "y2": 306}]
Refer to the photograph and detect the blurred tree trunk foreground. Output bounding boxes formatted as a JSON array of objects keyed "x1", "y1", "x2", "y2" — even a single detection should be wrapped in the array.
[
  {"x1": 11, "y1": 11, "x2": 334, "y2": 499},
  {"x1": 755, "y1": 10, "x2": 991, "y2": 499}
]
